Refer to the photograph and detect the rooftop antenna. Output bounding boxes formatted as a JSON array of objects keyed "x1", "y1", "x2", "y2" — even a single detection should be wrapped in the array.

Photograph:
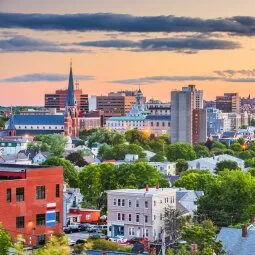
[{"x1": 70, "y1": 58, "x2": 72, "y2": 68}]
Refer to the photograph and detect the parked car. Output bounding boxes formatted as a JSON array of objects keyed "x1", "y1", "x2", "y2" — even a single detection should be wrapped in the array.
[
  {"x1": 79, "y1": 223, "x2": 91, "y2": 231},
  {"x1": 76, "y1": 239, "x2": 86, "y2": 245},
  {"x1": 68, "y1": 238, "x2": 76, "y2": 246},
  {"x1": 109, "y1": 236, "x2": 127, "y2": 244},
  {"x1": 87, "y1": 225, "x2": 98, "y2": 233},
  {"x1": 63, "y1": 226, "x2": 72, "y2": 234},
  {"x1": 69, "y1": 222, "x2": 81, "y2": 232},
  {"x1": 128, "y1": 237, "x2": 143, "y2": 244},
  {"x1": 97, "y1": 225, "x2": 108, "y2": 232},
  {"x1": 90, "y1": 233, "x2": 108, "y2": 240}
]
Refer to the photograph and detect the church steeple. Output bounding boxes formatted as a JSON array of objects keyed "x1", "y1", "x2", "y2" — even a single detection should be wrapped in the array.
[
  {"x1": 7, "y1": 107, "x2": 16, "y2": 136},
  {"x1": 66, "y1": 60, "x2": 77, "y2": 107}
]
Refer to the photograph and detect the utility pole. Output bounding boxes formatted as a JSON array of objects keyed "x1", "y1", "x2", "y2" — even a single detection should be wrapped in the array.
[{"x1": 162, "y1": 230, "x2": 166, "y2": 255}]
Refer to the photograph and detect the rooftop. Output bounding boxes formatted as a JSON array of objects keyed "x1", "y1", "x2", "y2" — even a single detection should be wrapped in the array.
[
  {"x1": 0, "y1": 163, "x2": 55, "y2": 172},
  {"x1": 107, "y1": 187, "x2": 176, "y2": 195}
]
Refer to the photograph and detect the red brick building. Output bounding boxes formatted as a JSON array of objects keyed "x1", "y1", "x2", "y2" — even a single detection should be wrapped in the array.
[
  {"x1": 68, "y1": 208, "x2": 100, "y2": 224},
  {"x1": 0, "y1": 164, "x2": 63, "y2": 247}
]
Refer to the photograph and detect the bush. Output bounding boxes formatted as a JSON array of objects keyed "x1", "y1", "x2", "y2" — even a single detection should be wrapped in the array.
[{"x1": 84, "y1": 239, "x2": 132, "y2": 252}]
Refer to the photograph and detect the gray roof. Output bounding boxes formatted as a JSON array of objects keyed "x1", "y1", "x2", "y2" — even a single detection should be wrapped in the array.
[{"x1": 217, "y1": 226, "x2": 255, "y2": 255}]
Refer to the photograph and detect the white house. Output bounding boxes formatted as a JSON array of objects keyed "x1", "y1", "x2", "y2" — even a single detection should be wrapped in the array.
[
  {"x1": 148, "y1": 162, "x2": 176, "y2": 176},
  {"x1": 107, "y1": 186, "x2": 176, "y2": 242},
  {"x1": 33, "y1": 151, "x2": 50, "y2": 164},
  {"x1": 124, "y1": 154, "x2": 139, "y2": 162},
  {"x1": 187, "y1": 154, "x2": 245, "y2": 173},
  {"x1": 0, "y1": 139, "x2": 28, "y2": 155}
]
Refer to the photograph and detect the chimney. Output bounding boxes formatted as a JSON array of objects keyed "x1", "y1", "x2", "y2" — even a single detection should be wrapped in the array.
[
  {"x1": 242, "y1": 224, "x2": 248, "y2": 237},
  {"x1": 251, "y1": 217, "x2": 255, "y2": 224},
  {"x1": 156, "y1": 183, "x2": 160, "y2": 189},
  {"x1": 191, "y1": 244, "x2": 198, "y2": 254},
  {"x1": 145, "y1": 184, "x2": 149, "y2": 192}
]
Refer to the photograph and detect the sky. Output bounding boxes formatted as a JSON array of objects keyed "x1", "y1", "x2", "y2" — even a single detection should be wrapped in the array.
[{"x1": 0, "y1": 0, "x2": 255, "y2": 106}]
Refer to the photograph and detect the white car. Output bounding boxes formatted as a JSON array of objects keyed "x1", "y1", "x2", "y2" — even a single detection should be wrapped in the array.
[
  {"x1": 109, "y1": 236, "x2": 127, "y2": 244},
  {"x1": 68, "y1": 238, "x2": 76, "y2": 246}
]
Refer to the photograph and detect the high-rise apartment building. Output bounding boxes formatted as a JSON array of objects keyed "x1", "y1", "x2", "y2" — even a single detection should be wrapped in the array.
[
  {"x1": 45, "y1": 88, "x2": 88, "y2": 113},
  {"x1": 171, "y1": 85, "x2": 207, "y2": 144},
  {"x1": 216, "y1": 93, "x2": 240, "y2": 114}
]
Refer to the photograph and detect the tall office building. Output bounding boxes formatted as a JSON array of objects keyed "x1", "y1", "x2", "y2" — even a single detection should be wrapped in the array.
[
  {"x1": 45, "y1": 87, "x2": 89, "y2": 114},
  {"x1": 171, "y1": 85, "x2": 207, "y2": 144},
  {"x1": 96, "y1": 91, "x2": 138, "y2": 119},
  {"x1": 216, "y1": 93, "x2": 240, "y2": 114}
]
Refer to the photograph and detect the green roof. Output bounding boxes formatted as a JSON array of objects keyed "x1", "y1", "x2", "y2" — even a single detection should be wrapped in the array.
[{"x1": 108, "y1": 116, "x2": 146, "y2": 121}]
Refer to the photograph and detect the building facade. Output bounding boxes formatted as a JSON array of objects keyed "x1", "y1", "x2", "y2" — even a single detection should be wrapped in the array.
[
  {"x1": 216, "y1": 93, "x2": 240, "y2": 114},
  {"x1": 107, "y1": 187, "x2": 176, "y2": 242},
  {"x1": 145, "y1": 100, "x2": 171, "y2": 116},
  {"x1": 171, "y1": 85, "x2": 206, "y2": 144},
  {"x1": 96, "y1": 91, "x2": 138, "y2": 119},
  {"x1": 0, "y1": 164, "x2": 63, "y2": 246}
]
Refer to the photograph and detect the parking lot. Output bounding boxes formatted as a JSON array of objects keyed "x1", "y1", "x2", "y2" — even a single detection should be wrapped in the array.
[{"x1": 66, "y1": 231, "x2": 90, "y2": 243}]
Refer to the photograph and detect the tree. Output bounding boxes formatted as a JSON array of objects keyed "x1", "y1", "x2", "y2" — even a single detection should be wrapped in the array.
[
  {"x1": 166, "y1": 143, "x2": 196, "y2": 161},
  {"x1": 43, "y1": 157, "x2": 79, "y2": 187},
  {"x1": 66, "y1": 151, "x2": 87, "y2": 167},
  {"x1": 175, "y1": 171, "x2": 216, "y2": 191},
  {"x1": 245, "y1": 157, "x2": 255, "y2": 167},
  {"x1": 215, "y1": 160, "x2": 239, "y2": 174},
  {"x1": 34, "y1": 235, "x2": 70, "y2": 255},
  {"x1": 198, "y1": 170, "x2": 255, "y2": 226},
  {"x1": 194, "y1": 144, "x2": 210, "y2": 158},
  {"x1": 34, "y1": 134, "x2": 67, "y2": 157},
  {"x1": 238, "y1": 150, "x2": 255, "y2": 160},
  {"x1": 248, "y1": 168, "x2": 255, "y2": 176},
  {"x1": 181, "y1": 220, "x2": 224, "y2": 255},
  {"x1": 211, "y1": 141, "x2": 227, "y2": 150},
  {"x1": 250, "y1": 119, "x2": 255, "y2": 127},
  {"x1": 125, "y1": 129, "x2": 150, "y2": 145},
  {"x1": 0, "y1": 224, "x2": 12, "y2": 255},
  {"x1": 150, "y1": 152, "x2": 166, "y2": 162},
  {"x1": 176, "y1": 159, "x2": 189, "y2": 174},
  {"x1": 230, "y1": 142, "x2": 242, "y2": 152}
]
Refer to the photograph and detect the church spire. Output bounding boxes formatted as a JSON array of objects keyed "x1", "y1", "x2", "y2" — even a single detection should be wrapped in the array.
[
  {"x1": 7, "y1": 107, "x2": 16, "y2": 136},
  {"x1": 66, "y1": 60, "x2": 77, "y2": 107}
]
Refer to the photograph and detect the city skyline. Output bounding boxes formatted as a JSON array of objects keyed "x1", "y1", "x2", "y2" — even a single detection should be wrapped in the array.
[{"x1": 1, "y1": 0, "x2": 255, "y2": 105}]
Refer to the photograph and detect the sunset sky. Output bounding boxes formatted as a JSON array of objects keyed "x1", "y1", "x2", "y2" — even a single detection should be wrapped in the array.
[{"x1": 1, "y1": 0, "x2": 255, "y2": 106}]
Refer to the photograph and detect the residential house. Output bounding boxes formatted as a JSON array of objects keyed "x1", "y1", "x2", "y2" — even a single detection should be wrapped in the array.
[
  {"x1": 33, "y1": 151, "x2": 50, "y2": 164},
  {"x1": 148, "y1": 162, "x2": 176, "y2": 176}
]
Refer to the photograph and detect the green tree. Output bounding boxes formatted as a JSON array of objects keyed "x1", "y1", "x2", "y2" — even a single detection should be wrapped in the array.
[
  {"x1": 211, "y1": 141, "x2": 227, "y2": 150},
  {"x1": 66, "y1": 151, "x2": 87, "y2": 167},
  {"x1": 181, "y1": 220, "x2": 224, "y2": 254},
  {"x1": 198, "y1": 170, "x2": 255, "y2": 226},
  {"x1": 176, "y1": 159, "x2": 189, "y2": 174},
  {"x1": 230, "y1": 142, "x2": 242, "y2": 152},
  {"x1": 194, "y1": 144, "x2": 210, "y2": 158},
  {"x1": 238, "y1": 150, "x2": 255, "y2": 160},
  {"x1": 166, "y1": 143, "x2": 196, "y2": 161},
  {"x1": 245, "y1": 157, "x2": 255, "y2": 167},
  {"x1": 125, "y1": 129, "x2": 150, "y2": 145},
  {"x1": 250, "y1": 119, "x2": 255, "y2": 127},
  {"x1": 150, "y1": 152, "x2": 166, "y2": 162},
  {"x1": 0, "y1": 224, "x2": 12, "y2": 255},
  {"x1": 175, "y1": 171, "x2": 216, "y2": 191},
  {"x1": 215, "y1": 160, "x2": 239, "y2": 174},
  {"x1": 43, "y1": 157, "x2": 79, "y2": 187},
  {"x1": 248, "y1": 168, "x2": 255, "y2": 176},
  {"x1": 34, "y1": 235, "x2": 70, "y2": 255}
]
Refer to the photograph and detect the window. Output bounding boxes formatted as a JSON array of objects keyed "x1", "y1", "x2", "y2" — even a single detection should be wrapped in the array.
[
  {"x1": 16, "y1": 216, "x2": 24, "y2": 229},
  {"x1": 162, "y1": 122, "x2": 165, "y2": 127},
  {"x1": 156, "y1": 122, "x2": 159, "y2": 127},
  {"x1": 129, "y1": 227, "x2": 135, "y2": 236},
  {"x1": 122, "y1": 199, "x2": 125, "y2": 207},
  {"x1": 160, "y1": 199, "x2": 163, "y2": 204},
  {"x1": 151, "y1": 122, "x2": 153, "y2": 127},
  {"x1": 129, "y1": 214, "x2": 132, "y2": 222},
  {"x1": 117, "y1": 213, "x2": 121, "y2": 221},
  {"x1": 16, "y1": 187, "x2": 24, "y2": 202},
  {"x1": 154, "y1": 200, "x2": 156, "y2": 206},
  {"x1": 145, "y1": 215, "x2": 148, "y2": 223},
  {"x1": 145, "y1": 200, "x2": 148, "y2": 208},
  {"x1": 128, "y1": 200, "x2": 132, "y2": 207},
  {"x1": 154, "y1": 215, "x2": 156, "y2": 220},
  {"x1": 36, "y1": 214, "x2": 45, "y2": 226},
  {"x1": 118, "y1": 199, "x2": 121, "y2": 206},
  {"x1": 56, "y1": 184, "x2": 60, "y2": 197},
  {"x1": 36, "y1": 186, "x2": 45, "y2": 200},
  {"x1": 56, "y1": 212, "x2": 60, "y2": 223},
  {"x1": 145, "y1": 229, "x2": 149, "y2": 237},
  {"x1": 113, "y1": 198, "x2": 117, "y2": 206},
  {"x1": 122, "y1": 214, "x2": 125, "y2": 221},
  {"x1": 37, "y1": 235, "x2": 46, "y2": 246},
  {"x1": 136, "y1": 200, "x2": 139, "y2": 208},
  {"x1": 136, "y1": 214, "x2": 140, "y2": 223},
  {"x1": 6, "y1": 188, "x2": 11, "y2": 203},
  {"x1": 160, "y1": 213, "x2": 163, "y2": 220}
]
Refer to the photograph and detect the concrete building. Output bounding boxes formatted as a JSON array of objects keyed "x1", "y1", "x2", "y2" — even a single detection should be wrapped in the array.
[
  {"x1": 171, "y1": 85, "x2": 206, "y2": 144},
  {"x1": 107, "y1": 186, "x2": 176, "y2": 241},
  {"x1": 145, "y1": 100, "x2": 171, "y2": 116},
  {"x1": 96, "y1": 91, "x2": 138, "y2": 119},
  {"x1": 216, "y1": 93, "x2": 240, "y2": 114},
  {"x1": 145, "y1": 115, "x2": 171, "y2": 136},
  {"x1": 88, "y1": 95, "x2": 97, "y2": 112},
  {"x1": 0, "y1": 164, "x2": 63, "y2": 246},
  {"x1": 207, "y1": 107, "x2": 231, "y2": 136},
  {"x1": 0, "y1": 139, "x2": 28, "y2": 155},
  {"x1": 45, "y1": 85, "x2": 89, "y2": 114},
  {"x1": 224, "y1": 112, "x2": 241, "y2": 131}
]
